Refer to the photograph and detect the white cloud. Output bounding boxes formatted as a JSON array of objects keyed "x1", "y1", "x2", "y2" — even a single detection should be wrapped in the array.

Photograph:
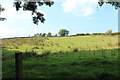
[
  {"x1": 62, "y1": 0, "x2": 98, "y2": 17},
  {"x1": 0, "y1": 26, "x2": 24, "y2": 38},
  {"x1": 0, "y1": 3, "x2": 32, "y2": 20},
  {"x1": 16, "y1": 11, "x2": 32, "y2": 19},
  {"x1": 0, "y1": 3, "x2": 46, "y2": 20},
  {"x1": 0, "y1": 4, "x2": 16, "y2": 18}
]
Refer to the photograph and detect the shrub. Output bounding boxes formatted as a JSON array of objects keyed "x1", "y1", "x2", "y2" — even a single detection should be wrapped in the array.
[
  {"x1": 68, "y1": 46, "x2": 71, "y2": 49},
  {"x1": 32, "y1": 46, "x2": 39, "y2": 49},
  {"x1": 30, "y1": 51, "x2": 37, "y2": 56},
  {"x1": 51, "y1": 43, "x2": 53, "y2": 46},
  {"x1": 23, "y1": 51, "x2": 37, "y2": 59},
  {"x1": 107, "y1": 42, "x2": 112, "y2": 47},
  {"x1": 36, "y1": 50, "x2": 51, "y2": 60},
  {"x1": 41, "y1": 47, "x2": 44, "y2": 49},
  {"x1": 7, "y1": 46, "x2": 15, "y2": 49},
  {"x1": 118, "y1": 42, "x2": 120, "y2": 47},
  {"x1": 106, "y1": 29, "x2": 112, "y2": 35},
  {"x1": 73, "y1": 48, "x2": 78, "y2": 52},
  {"x1": 42, "y1": 50, "x2": 51, "y2": 55},
  {"x1": 56, "y1": 43, "x2": 59, "y2": 47},
  {"x1": 95, "y1": 45, "x2": 99, "y2": 49},
  {"x1": 59, "y1": 51, "x2": 62, "y2": 53},
  {"x1": 15, "y1": 46, "x2": 19, "y2": 49},
  {"x1": 42, "y1": 44, "x2": 45, "y2": 46}
]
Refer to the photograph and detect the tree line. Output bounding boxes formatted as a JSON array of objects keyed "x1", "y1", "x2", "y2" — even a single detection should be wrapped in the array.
[
  {"x1": 75, "y1": 30, "x2": 120, "y2": 36},
  {"x1": 29, "y1": 29, "x2": 120, "y2": 37},
  {"x1": 30, "y1": 32, "x2": 56, "y2": 37},
  {"x1": 30, "y1": 29, "x2": 69, "y2": 37}
]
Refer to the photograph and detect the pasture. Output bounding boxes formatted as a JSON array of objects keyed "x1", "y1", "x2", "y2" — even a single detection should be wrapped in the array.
[
  {"x1": 1, "y1": 35, "x2": 118, "y2": 54},
  {"x1": 1, "y1": 35, "x2": 119, "y2": 79}
]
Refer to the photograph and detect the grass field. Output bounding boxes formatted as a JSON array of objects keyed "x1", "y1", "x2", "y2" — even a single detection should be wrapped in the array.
[
  {"x1": 1, "y1": 35, "x2": 118, "y2": 54},
  {"x1": 1, "y1": 35, "x2": 119, "y2": 79}
]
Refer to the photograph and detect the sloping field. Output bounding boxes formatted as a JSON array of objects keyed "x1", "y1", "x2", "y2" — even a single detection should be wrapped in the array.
[
  {"x1": 1, "y1": 35, "x2": 119, "y2": 79},
  {"x1": 1, "y1": 35, "x2": 118, "y2": 54}
]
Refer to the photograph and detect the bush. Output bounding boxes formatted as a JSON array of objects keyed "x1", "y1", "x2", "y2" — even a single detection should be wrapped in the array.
[
  {"x1": 73, "y1": 48, "x2": 78, "y2": 52},
  {"x1": 36, "y1": 50, "x2": 51, "y2": 59},
  {"x1": 107, "y1": 42, "x2": 112, "y2": 47},
  {"x1": 106, "y1": 29, "x2": 112, "y2": 35},
  {"x1": 76, "y1": 33, "x2": 85, "y2": 36},
  {"x1": 59, "y1": 51, "x2": 62, "y2": 53},
  {"x1": 32, "y1": 46, "x2": 39, "y2": 49},
  {"x1": 15, "y1": 46, "x2": 19, "y2": 49},
  {"x1": 68, "y1": 46, "x2": 71, "y2": 49},
  {"x1": 42, "y1": 50, "x2": 51, "y2": 55},
  {"x1": 7, "y1": 46, "x2": 15, "y2": 49},
  {"x1": 42, "y1": 44, "x2": 45, "y2": 46},
  {"x1": 118, "y1": 42, "x2": 120, "y2": 47},
  {"x1": 41, "y1": 47, "x2": 44, "y2": 49},
  {"x1": 23, "y1": 51, "x2": 37, "y2": 59}
]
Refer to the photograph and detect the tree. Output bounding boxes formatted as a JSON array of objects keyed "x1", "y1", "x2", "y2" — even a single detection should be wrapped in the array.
[
  {"x1": 98, "y1": 0, "x2": 120, "y2": 9},
  {"x1": 47, "y1": 32, "x2": 52, "y2": 37},
  {"x1": 42, "y1": 33, "x2": 46, "y2": 37},
  {"x1": 39, "y1": 33, "x2": 42, "y2": 37},
  {"x1": 1, "y1": 0, "x2": 119, "y2": 24},
  {"x1": 106, "y1": 29, "x2": 112, "y2": 35},
  {"x1": 36, "y1": 33, "x2": 40, "y2": 36},
  {"x1": 76, "y1": 33, "x2": 85, "y2": 36},
  {"x1": 58, "y1": 29, "x2": 69, "y2": 36},
  {"x1": 28, "y1": 35, "x2": 31, "y2": 37},
  {"x1": 0, "y1": 5, "x2": 6, "y2": 21},
  {"x1": 34, "y1": 34, "x2": 37, "y2": 37},
  {"x1": 54, "y1": 34, "x2": 57, "y2": 37},
  {"x1": 12, "y1": 0, "x2": 54, "y2": 25}
]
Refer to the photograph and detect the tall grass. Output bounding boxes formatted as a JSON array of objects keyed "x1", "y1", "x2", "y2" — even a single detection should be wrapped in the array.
[{"x1": 2, "y1": 49, "x2": 119, "y2": 79}]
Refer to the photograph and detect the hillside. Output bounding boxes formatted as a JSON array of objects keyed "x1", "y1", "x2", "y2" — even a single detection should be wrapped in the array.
[
  {"x1": 1, "y1": 35, "x2": 119, "y2": 79},
  {"x1": 1, "y1": 35, "x2": 118, "y2": 54}
]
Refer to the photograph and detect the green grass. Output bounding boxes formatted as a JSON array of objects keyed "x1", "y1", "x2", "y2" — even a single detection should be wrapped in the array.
[
  {"x1": 1, "y1": 35, "x2": 119, "y2": 79},
  {"x1": 2, "y1": 49, "x2": 119, "y2": 79},
  {"x1": 1, "y1": 35, "x2": 118, "y2": 54}
]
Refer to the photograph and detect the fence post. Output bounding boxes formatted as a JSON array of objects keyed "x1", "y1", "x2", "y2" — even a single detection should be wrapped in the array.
[{"x1": 15, "y1": 53, "x2": 23, "y2": 80}]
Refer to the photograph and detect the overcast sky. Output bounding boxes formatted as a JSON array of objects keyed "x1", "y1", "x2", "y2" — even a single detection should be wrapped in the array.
[{"x1": 0, "y1": 0, "x2": 118, "y2": 38}]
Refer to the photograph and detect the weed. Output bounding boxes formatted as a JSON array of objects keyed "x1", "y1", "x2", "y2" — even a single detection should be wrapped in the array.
[
  {"x1": 32, "y1": 46, "x2": 39, "y2": 49},
  {"x1": 37, "y1": 50, "x2": 51, "y2": 61},
  {"x1": 23, "y1": 51, "x2": 37, "y2": 59},
  {"x1": 68, "y1": 46, "x2": 71, "y2": 49},
  {"x1": 73, "y1": 48, "x2": 78, "y2": 52},
  {"x1": 41, "y1": 47, "x2": 44, "y2": 49},
  {"x1": 107, "y1": 42, "x2": 112, "y2": 47}
]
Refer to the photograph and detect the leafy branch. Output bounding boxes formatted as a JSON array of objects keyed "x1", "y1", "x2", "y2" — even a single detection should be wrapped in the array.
[
  {"x1": 98, "y1": 0, "x2": 120, "y2": 9},
  {"x1": 13, "y1": 0, "x2": 54, "y2": 25}
]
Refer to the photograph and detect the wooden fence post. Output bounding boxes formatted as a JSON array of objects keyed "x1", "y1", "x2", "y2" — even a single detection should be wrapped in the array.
[{"x1": 15, "y1": 53, "x2": 23, "y2": 80}]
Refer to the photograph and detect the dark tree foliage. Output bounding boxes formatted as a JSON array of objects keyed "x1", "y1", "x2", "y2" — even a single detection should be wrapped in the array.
[
  {"x1": 47, "y1": 32, "x2": 52, "y2": 37},
  {"x1": 58, "y1": 29, "x2": 69, "y2": 36},
  {"x1": 0, "y1": 5, "x2": 6, "y2": 21},
  {"x1": 13, "y1": 0, "x2": 54, "y2": 25},
  {"x1": 1, "y1": 0, "x2": 119, "y2": 24},
  {"x1": 98, "y1": 0, "x2": 120, "y2": 9},
  {"x1": 42, "y1": 33, "x2": 46, "y2": 37}
]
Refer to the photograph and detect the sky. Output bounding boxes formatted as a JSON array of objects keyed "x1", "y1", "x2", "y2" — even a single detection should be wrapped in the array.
[{"x1": 0, "y1": 0, "x2": 118, "y2": 38}]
